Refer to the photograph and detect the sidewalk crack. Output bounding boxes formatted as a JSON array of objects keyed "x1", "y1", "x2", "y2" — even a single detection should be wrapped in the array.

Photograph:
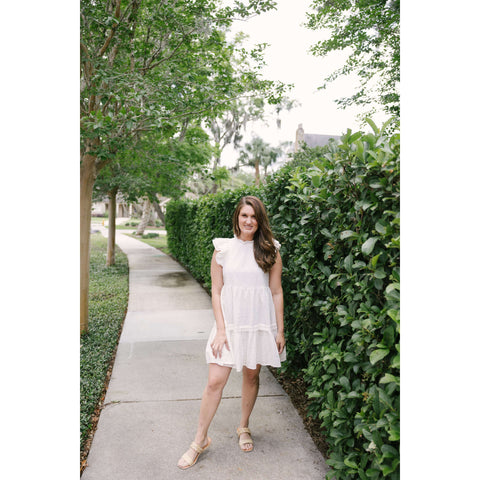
[{"x1": 103, "y1": 393, "x2": 286, "y2": 408}]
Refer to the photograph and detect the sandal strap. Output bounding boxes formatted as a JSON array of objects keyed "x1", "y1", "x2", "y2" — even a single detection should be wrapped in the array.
[
  {"x1": 239, "y1": 438, "x2": 253, "y2": 446},
  {"x1": 181, "y1": 450, "x2": 198, "y2": 466},
  {"x1": 189, "y1": 441, "x2": 204, "y2": 454},
  {"x1": 236, "y1": 427, "x2": 251, "y2": 436}
]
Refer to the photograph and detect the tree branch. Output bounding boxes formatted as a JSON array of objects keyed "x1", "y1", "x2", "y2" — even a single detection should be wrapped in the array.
[
  {"x1": 140, "y1": 28, "x2": 196, "y2": 73},
  {"x1": 102, "y1": 95, "x2": 115, "y2": 115},
  {"x1": 97, "y1": 0, "x2": 121, "y2": 57}
]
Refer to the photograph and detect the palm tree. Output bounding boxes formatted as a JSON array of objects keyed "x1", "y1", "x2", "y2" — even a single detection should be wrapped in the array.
[{"x1": 237, "y1": 137, "x2": 281, "y2": 185}]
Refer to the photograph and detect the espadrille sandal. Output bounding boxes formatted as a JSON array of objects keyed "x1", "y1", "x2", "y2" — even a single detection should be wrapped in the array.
[
  {"x1": 177, "y1": 437, "x2": 211, "y2": 470},
  {"x1": 236, "y1": 427, "x2": 254, "y2": 452}
]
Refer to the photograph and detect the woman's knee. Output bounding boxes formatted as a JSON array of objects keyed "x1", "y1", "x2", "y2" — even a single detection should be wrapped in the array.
[
  {"x1": 206, "y1": 365, "x2": 230, "y2": 393},
  {"x1": 243, "y1": 366, "x2": 260, "y2": 386}
]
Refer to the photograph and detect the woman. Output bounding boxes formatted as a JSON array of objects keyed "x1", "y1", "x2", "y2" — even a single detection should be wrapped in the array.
[{"x1": 177, "y1": 195, "x2": 286, "y2": 469}]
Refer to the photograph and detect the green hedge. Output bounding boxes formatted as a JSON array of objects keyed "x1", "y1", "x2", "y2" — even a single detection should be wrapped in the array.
[
  {"x1": 166, "y1": 120, "x2": 400, "y2": 479},
  {"x1": 166, "y1": 186, "x2": 263, "y2": 290}
]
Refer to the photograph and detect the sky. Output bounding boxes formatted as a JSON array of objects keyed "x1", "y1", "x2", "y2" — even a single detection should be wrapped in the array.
[{"x1": 221, "y1": 0, "x2": 388, "y2": 167}]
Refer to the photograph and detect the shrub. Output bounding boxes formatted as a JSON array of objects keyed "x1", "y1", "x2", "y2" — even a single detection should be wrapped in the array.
[
  {"x1": 268, "y1": 120, "x2": 400, "y2": 480},
  {"x1": 166, "y1": 120, "x2": 400, "y2": 479},
  {"x1": 166, "y1": 185, "x2": 262, "y2": 289}
]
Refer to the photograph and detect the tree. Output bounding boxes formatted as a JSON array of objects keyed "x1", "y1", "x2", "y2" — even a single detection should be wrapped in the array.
[
  {"x1": 92, "y1": 163, "x2": 124, "y2": 267},
  {"x1": 305, "y1": 0, "x2": 400, "y2": 118},
  {"x1": 237, "y1": 136, "x2": 281, "y2": 185},
  {"x1": 80, "y1": 0, "x2": 286, "y2": 333},
  {"x1": 207, "y1": 95, "x2": 264, "y2": 192},
  {"x1": 93, "y1": 125, "x2": 213, "y2": 258}
]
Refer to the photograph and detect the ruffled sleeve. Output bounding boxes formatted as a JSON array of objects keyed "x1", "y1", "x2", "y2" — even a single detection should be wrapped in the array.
[
  {"x1": 273, "y1": 239, "x2": 281, "y2": 251},
  {"x1": 212, "y1": 238, "x2": 231, "y2": 267}
]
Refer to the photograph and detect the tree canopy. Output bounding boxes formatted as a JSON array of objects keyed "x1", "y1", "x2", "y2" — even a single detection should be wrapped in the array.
[
  {"x1": 305, "y1": 0, "x2": 400, "y2": 119},
  {"x1": 80, "y1": 0, "x2": 287, "y2": 333},
  {"x1": 81, "y1": 0, "x2": 286, "y2": 165},
  {"x1": 237, "y1": 136, "x2": 281, "y2": 185},
  {"x1": 93, "y1": 126, "x2": 212, "y2": 203}
]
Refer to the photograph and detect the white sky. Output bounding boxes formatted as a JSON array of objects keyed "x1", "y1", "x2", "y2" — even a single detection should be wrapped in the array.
[{"x1": 221, "y1": 0, "x2": 388, "y2": 166}]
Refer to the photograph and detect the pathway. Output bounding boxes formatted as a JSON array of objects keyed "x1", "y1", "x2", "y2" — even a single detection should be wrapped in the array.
[{"x1": 82, "y1": 228, "x2": 328, "y2": 479}]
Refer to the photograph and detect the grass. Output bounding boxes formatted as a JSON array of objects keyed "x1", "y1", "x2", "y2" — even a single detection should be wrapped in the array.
[
  {"x1": 90, "y1": 216, "x2": 107, "y2": 224},
  {"x1": 80, "y1": 233, "x2": 129, "y2": 459},
  {"x1": 90, "y1": 215, "x2": 164, "y2": 230},
  {"x1": 126, "y1": 232, "x2": 170, "y2": 255},
  {"x1": 116, "y1": 224, "x2": 164, "y2": 230}
]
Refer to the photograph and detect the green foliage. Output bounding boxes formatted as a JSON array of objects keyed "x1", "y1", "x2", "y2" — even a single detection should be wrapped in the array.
[
  {"x1": 211, "y1": 166, "x2": 231, "y2": 186},
  {"x1": 81, "y1": 0, "x2": 287, "y2": 167},
  {"x1": 127, "y1": 233, "x2": 170, "y2": 255},
  {"x1": 93, "y1": 126, "x2": 213, "y2": 204},
  {"x1": 306, "y1": 0, "x2": 400, "y2": 119},
  {"x1": 166, "y1": 185, "x2": 263, "y2": 289},
  {"x1": 80, "y1": 234, "x2": 129, "y2": 450},
  {"x1": 166, "y1": 119, "x2": 400, "y2": 479},
  {"x1": 268, "y1": 120, "x2": 400, "y2": 479},
  {"x1": 237, "y1": 136, "x2": 282, "y2": 185}
]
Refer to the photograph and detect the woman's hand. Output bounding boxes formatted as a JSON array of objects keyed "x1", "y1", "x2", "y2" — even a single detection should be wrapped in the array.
[
  {"x1": 276, "y1": 331, "x2": 285, "y2": 355},
  {"x1": 211, "y1": 330, "x2": 230, "y2": 359}
]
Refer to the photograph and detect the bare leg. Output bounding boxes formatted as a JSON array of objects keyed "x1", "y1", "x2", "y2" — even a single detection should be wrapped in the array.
[
  {"x1": 177, "y1": 363, "x2": 231, "y2": 468},
  {"x1": 238, "y1": 364, "x2": 261, "y2": 451}
]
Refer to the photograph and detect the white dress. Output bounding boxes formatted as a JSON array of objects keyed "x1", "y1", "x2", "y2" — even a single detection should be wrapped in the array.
[{"x1": 205, "y1": 236, "x2": 287, "y2": 372}]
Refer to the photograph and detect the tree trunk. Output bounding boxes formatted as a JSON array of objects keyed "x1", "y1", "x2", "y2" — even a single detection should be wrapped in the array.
[
  {"x1": 152, "y1": 199, "x2": 165, "y2": 226},
  {"x1": 255, "y1": 159, "x2": 260, "y2": 186},
  {"x1": 80, "y1": 150, "x2": 98, "y2": 335},
  {"x1": 136, "y1": 197, "x2": 151, "y2": 236},
  {"x1": 211, "y1": 155, "x2": 221, "y2": 194},
  {"x1": 107, "y1": 188, "x2": 118, "y2": 266}
]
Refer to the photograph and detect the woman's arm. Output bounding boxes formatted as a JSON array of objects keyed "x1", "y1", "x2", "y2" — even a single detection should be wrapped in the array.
[
  {"x1": 210, "y1": 250, "x2": 229, "y2": 358},
  {"x1": 269, "y1": 251, "x2": 285, "y2": 354}
]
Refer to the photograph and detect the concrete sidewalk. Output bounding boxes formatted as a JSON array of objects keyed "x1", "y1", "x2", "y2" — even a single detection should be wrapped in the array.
[{"x1": 82, "y1": 229, "x2": 328, "y2": 479}]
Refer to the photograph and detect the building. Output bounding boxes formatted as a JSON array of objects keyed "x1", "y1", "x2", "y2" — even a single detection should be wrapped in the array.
[
  {"x1": 91, "y1": 193, "x2": 132, "y2": 217},
  {"x1": 91, "y1": 194, "x2": 169, "y2": 221},
  {"x1": 294, "y1": 124, "x2": 341, "y2": 152}
]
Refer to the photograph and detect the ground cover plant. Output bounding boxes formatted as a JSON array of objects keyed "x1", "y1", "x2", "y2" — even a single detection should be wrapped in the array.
[
  {"x1": 80, "y1": 233, "x2": 129, "y2": 460},
  {"x1": 166, "y1": 120, "x2": 400, "y2": 479}
]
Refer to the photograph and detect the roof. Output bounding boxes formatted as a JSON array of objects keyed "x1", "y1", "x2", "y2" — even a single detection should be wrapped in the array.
[
  {"x1": 294, "y1": 124, "x2": 341, "y2": 152},
  {"x1": 303, "y1": 133, "x2": 341, "y2": 148}
]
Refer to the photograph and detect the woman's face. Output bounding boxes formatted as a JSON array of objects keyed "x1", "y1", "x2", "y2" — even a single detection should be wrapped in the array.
[{"x1": 237, "y1": 204, "x2": 258, "y2": 240}]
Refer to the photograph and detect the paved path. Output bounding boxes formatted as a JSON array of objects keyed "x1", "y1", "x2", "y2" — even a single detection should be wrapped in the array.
[{"x1": 82, "y1": 228, "x2": 328, "y2": 479}]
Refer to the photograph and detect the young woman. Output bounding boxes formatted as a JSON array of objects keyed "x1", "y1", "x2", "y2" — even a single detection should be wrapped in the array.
[{"x1": 177, "y1": 195, "x2": 286, "y2": 469}]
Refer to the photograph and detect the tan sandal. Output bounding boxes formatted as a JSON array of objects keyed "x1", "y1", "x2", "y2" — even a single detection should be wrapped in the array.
[
  {"x1": 236, "y1": 427, "x2": 254, "y2": 452},
  {"x1": 177, "y1": 437, "x2": 211, "y2": 470}
]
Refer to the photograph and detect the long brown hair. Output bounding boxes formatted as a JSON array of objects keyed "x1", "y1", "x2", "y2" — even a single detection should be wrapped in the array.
[{"x1": 233, "y1": 196, "x2": 278, "y2": 272}]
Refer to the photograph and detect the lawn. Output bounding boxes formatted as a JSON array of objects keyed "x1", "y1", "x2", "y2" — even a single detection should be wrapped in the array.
[{"x1": 126, "y1": 232, "x2": 170, "y2": 255}]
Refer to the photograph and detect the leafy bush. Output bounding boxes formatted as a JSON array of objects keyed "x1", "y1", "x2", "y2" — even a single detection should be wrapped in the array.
[
  {"x1": 166, "y1": 185, "x2": 262, "y2": 289},
  {"x1": 80, "y1": 233, "x2": 129, "y2": 451},
  {"x1": 166, "y1": 120, "x2": 400, "y2": 479},
  {"x1": 267, "y1": 120, "x2": 400, "y2": 479},
  {"x1": 142, "y1": 232, "x2": 159, "y2": 238}
]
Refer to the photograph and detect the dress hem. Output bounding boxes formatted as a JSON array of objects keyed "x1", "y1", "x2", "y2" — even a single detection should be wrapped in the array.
[{"x1": 207, "y1": 359, "x2": 285, "y2": 373}]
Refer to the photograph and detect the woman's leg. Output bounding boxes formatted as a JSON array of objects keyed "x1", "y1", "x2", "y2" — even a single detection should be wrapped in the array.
[
  {"x1": 238, "y1": 364, "x2": 261, "y2": 451},
  {"x1": 177, "y1": 363, "x2": 231, "y2": 467}
]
